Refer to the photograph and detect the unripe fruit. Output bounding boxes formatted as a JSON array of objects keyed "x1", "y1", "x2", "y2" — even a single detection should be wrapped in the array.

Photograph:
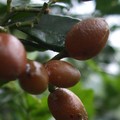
[
  {"x1": 19, "y1": 60, "x2": 49, "y2": 95},
  {"x1": 44, "y1": 60, "x2": 80, "y2": 88},
  {"x1": 0, "y1": 33, "x2": 26, "y2": 81},
  {"x1": 65, "y1": 18, "x2": 109, "y2": 60},
  {"x1": 48, "y1": 88, "x2": 88, "y2": 120}
]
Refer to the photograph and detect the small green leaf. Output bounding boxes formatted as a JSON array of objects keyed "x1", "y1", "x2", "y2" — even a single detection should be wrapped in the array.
[{"x1": 19, "y1": 14, "x2": 80, "y2": 52}]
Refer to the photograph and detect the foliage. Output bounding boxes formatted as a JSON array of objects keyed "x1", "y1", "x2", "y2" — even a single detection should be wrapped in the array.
[{"x1": 0, "y1": 0, "x2": 120, "y2": 120}]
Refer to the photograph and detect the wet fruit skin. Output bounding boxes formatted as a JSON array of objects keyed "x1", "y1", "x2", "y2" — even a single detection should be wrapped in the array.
[
  {"x1": 19, "y1": 60, "x2": 49, "y2": 95},
  {"x1": 48, "y1": 88, "x2": 88, "y2": 120},
  {"x1": 0, "y1": 33, "x2": 27, "y2": 81},
  {"x1": 44, "y1": 60, "x2": 81, "y2": 88},
  {"x1": 65, "y1": 18, "x2": 109, "y2": 60}
]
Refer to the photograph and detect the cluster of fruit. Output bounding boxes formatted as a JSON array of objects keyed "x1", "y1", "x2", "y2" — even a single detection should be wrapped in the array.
[{"x1": 0, "y1": 18, "x2": 109, "y2": 120}]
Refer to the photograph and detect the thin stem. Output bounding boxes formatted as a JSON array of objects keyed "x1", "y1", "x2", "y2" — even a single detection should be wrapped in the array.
[
  {"x1": 48, "y1": 84, "x2": 57, "y2": 93},
  {"x1": 10, "y1": 0, "x2": 55, "y2": 13},
  {"x1": 7, "y1": 0, "x2": 12, "y2": 13},
  {"x1": 5, "y1": 0, "x2": 57, "y2": 29},
  {"x1": 51, "y1": 49, "x2": 69, "y2": 60},
  {"x1": 33, "y1": 2, "x2": 48, "y2": 23},
  {"x1": 6, "y1": 2, "x2": 49, "y2": 28},
  {"x1": 11, "y1": 7, "x2": 42, "y2": 13}
]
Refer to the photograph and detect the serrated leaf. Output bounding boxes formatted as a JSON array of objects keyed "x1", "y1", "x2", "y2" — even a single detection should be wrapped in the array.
[{"x1": 18, "y1": 14, "x2": 80, "y2": 52}]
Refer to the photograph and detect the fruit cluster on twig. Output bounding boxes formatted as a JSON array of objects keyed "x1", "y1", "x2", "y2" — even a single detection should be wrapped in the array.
[{"x1": 0, "y1": 0, "x2": 109, "y2": 120}]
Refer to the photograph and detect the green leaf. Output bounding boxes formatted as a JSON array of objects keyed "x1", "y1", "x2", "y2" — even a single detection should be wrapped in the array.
[
  {"x1": 0, "y1": 3, "x2": 6, "y2": 14},
  {"x1": 96, "y1": 0, "x2": 120, "y2": 15},
  {"x1": 0, "y1": 84, "x2": 50, "y2": 120},
  {"x1": 0, "y1": 3, "x2": 7, "y2": 22},
  {"x1": 18, "y1": 14, "x2": 80, "y2": 52},
  {"x1": 23, "y1": 93, "x2": 41, "y2": 109}
]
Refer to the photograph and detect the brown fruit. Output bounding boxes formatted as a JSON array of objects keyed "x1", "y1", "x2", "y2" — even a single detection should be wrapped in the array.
[
  {"x1": 44, "y1": 60, "x2": 80, "y2": 88},
  {"x1": 0, "y1": 33, "x2": 26, "y2": 81},
  {"x1": 65, "y1": 18, "x2": 109, "y2": 60},
  {"x1": 19, "y1": 60, "x2": 49, "y2": 95},
  {"x1": 48, "y1": 88, "x2": 88, "y2": 120}
]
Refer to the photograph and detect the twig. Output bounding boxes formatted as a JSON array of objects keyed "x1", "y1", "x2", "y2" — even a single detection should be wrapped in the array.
[
  {"x1": 33, "y1": 2, "x2": 48, "y2": 24},
  {"x1": 7, "y1": 0, "x2": 12, "y2": 13},
  {"x1": 6, "y1": 2, "x2": 49, "y2": 28},
  {"x1": 11, "y1": 7, "x2": 42, "y2": 13},
  {"x1": 5, "y1": 0, "x2": 57, "y2": 28},
  {"x1": 51, "y1": 49, "x2": 69, "y2": 60}
]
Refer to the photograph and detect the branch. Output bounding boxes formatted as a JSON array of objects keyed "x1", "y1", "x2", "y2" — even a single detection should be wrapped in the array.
[
  {"x1": 7, "y1": 0, "x2": 12, "y2": 13},
  {"x1": 6, "y1": 2, "x2": 49, "y2": 28},
  {"x1": 11, "y1": 7, "x2": 42, "y2": 13},
  {"x1": 51, "y1": 49, "x2": 69, "y2": 60}
]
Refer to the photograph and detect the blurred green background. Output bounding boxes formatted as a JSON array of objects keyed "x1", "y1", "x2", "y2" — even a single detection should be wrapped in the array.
[{"x1": 0, "y1": 0, "x2": 120, "y2": 120}]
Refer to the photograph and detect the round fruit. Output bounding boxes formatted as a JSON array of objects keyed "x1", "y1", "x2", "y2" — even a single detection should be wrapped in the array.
[
  {"x1": 44, "y1": 60, "x2": 80, "y2": 88},
  {"x1": 19, "y1": 60, "x2": 49, "y2": 95},
  {"x1": 0, "y1": 33, "x2": 26, "y2": 81},
  {"x1": 48, "y1": 88, "x2": 88, "y2": 120},
  {"x1": 65, "y1": 18, "x2": 109, "y2": 60}
]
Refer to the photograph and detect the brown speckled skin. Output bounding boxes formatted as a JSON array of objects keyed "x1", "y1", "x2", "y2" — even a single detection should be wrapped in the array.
[
  {"x1": 19, "y1": 60, "x2": 49, "y2": 95},
  {"x1": 48, "y1": 88, "x2": 88, "y2": 120},
  {"x1": 0, "y1": 33, "x2": 27, "y2": 81},
  {"x1": 65, "y1": 18, "x2": 109, "y2": 60},
  {"x1": 44, "y1": 60, "x2": 81, "y2": 88}
]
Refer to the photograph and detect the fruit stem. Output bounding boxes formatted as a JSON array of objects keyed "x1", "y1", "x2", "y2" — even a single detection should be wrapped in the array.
[
  {"x1": 51, "y1": 49, "x2": 69, "y2": 60},
  {"x1": 48, "y1": 84, "x2": 56, "y2": 93}
]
